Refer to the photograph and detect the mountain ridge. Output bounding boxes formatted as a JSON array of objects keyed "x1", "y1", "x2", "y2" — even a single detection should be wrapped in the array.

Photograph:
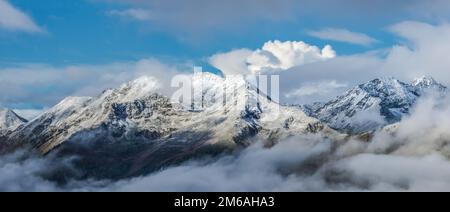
[
  {"x1": 1, "y1": 73, "x2": 446, "y2": 179},
  {"x1": 303, "y1": 76, "x2": 448, "y2": 133},
  {"x1": 2, "y1": 72, "x2": 337, "y2": 179}
]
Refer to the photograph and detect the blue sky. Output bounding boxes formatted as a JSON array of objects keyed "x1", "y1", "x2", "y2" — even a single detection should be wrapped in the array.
[
  {"x1": 0, "y1": 0, "x2": 399, "y2": 66},
  {"x1": 1, "y1": 0, "x2": 192, "y2": 65},
  {"x1": 3, "y1": 0, "x2": 450, "y2": 113}
]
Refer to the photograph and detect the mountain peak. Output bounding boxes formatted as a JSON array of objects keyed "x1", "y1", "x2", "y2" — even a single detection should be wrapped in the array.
[
  {"x1": 305, "y1": 76, "x2": 448, "y2": 133},
  {"x1": 5, "y1": 72, "x2": 328, "y2": 156},
  {"x1": 412, "y1": 76, "x2": 446, "y2": 90},
  {"x1": 121, "y1": 76, "x2": 160, "y2": 93},
  {"x1": 365, "y1": 77, "x2": 402, "y2": 86},
  {"x1": 304, "y1": 75, "x2": 448, "y2": 133},
  {"x1": 357, "y1": 77, "x2": 413, "y2": 99},
  {"x1": 0, "y1": 108, "x2": 27, "y2": 132},
  {"x1": 98, "y1": 76, "x2": 162, "y2": 104},
  {"x1": 413, "y1": 75, "x2": 436, "y2": 85}
]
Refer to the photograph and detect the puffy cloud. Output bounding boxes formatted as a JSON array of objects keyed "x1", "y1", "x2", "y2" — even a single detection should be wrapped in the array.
[
  {"x1": 369, "y1": 94, "x2": 450, "y2": 156},
  {"x1": 247, "y1": 40, "x2": 336, "y2": 73},
  {"x1": 210, "y1": 40, "x2": 336, "y2": 75},
  {"x1": 307, "y1": 28, "x2": 379, "y2": 46},
  {"x1": 0, "y1": 0, "x2": 44, "y2": 33},
  {"x1": 209, "y1": 49, "x2": 253, "y2": 75}
]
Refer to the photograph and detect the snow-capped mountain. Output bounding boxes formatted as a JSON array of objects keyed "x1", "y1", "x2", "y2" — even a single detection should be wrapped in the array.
[
  {"x1": 0, "y1": 109, "x2": 27, "y2": 138},
  {"x1": 304, "y1": 76, "x2": 447, "y2": 133},
  {"x1": 3, "y1": 73, "x2": 444, "y2": 179},
  {"x1": 412, "y1": 76, "x2": 447, "y2": 94},
  {"x1": 4, "y1": 72, "x2": 336, "y2": 178}
]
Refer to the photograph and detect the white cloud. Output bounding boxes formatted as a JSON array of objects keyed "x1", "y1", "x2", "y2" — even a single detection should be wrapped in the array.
[
  {"x1": 0, "y1": 151, "x2": 60, "y2": 192},
  {"x1": 0, "y1": 0, "x2": 44, "y2": 33},
  {"x1": 209, "y1": 49, "x2": 253, "y2": 75},
  {"x1": 369, "y1": 94, "x2": 450, "y2": 156},
  {"x1": 334, "y1": 153, "x2": 450, "y2": 191},
  {"x1": 210, "y1": 40, "x2": 336, "y2": 75},
  {"x1": 107, "y1": 8, "x2": 153, "y2": 21},
  {"x1": 307, "y1": 28, "x2": 378, "y2": 46},
  {"x1": 248, "y1": 40, "x2": 336, "y2": 73},
  {"x1": 380, "y1": 21, "x2": 450, "y2": 85}
]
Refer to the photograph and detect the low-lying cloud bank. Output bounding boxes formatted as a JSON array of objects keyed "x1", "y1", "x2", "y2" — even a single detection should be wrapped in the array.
[{"x1": 1, "y1": 93, "x2": 450, "y2": 192}]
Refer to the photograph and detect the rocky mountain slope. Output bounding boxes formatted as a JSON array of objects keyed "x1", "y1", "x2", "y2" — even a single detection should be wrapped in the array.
[
  {"x1": 304, "y1": 76, "x2": 447, "y2": 133},
  {"x1": 0, "y1": 109, "x2": 27, "y2": 138},
  {"x1": 3, "y1": 73, "x2": 338, "y2": 179},
  {"x1": 3, "y1": 73, "x2": 445, "y2": 180}
]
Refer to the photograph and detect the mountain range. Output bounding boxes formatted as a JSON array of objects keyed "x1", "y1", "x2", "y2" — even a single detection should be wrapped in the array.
[
  {"x1": 0, "y1": 73, "x2": 338, "y2": 179},
  {"x1": 302, "y1": 76, "x2": 447, "y2": 133},
  {"x1": 0, "y1": 74, "x2": 447, "y2": 180}
]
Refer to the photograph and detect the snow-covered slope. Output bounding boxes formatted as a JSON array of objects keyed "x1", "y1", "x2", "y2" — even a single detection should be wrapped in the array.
[
  {"x1": 0, "y1": 109, "x2": 27, "y2": 138},
  {"x1": 7, "y1": 78, "x2": 181, "y2": 154},
  {"x1": 7, "y1": 72, "x2": 334, "y2": 156},
  {"x1": 412, "y1": 76, "x2": 447, "y2": 92},
  {"x1": 304, "y1": 76, "x2": 447, "y2": 133},
  {"x1": 2, "y1": 72, "x2": 341, "y2": 179}
]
